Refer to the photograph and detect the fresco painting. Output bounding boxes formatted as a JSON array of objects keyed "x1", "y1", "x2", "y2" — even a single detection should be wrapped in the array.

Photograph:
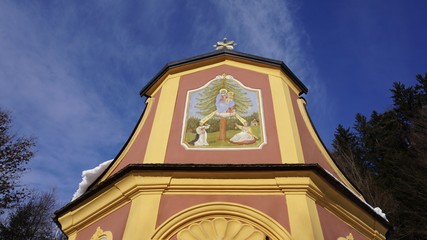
[{"x1": 181, "y1": 74, "x2": 266, "y2": 149}]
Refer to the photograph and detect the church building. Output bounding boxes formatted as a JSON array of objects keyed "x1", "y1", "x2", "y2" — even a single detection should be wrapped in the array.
[{"x1": 55, "y1": 39, "x2": 390, "y2": 240}]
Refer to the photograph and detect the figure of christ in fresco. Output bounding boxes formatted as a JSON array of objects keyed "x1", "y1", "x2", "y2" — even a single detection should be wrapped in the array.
[
  {"x1": 229, "y1": 122, "x2": 257, "y2": 145},
  {"x1": 200, "y1": 89, "x2": 237, "y2": 123},
  {"x1": 226, "y1": 91, "x2": 235, "y2": 113},
  {"x1": 188, "y1": 122, "x2": 210, "y2": 146}
]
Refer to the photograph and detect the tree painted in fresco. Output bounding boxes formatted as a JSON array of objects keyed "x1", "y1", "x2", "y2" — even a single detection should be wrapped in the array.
[
  {"x1": 195, "y1": 75, "x2": 252, "y2": 140},
  {"x1": 195, "y1": 76, "x2": 252, "y2": 116}
]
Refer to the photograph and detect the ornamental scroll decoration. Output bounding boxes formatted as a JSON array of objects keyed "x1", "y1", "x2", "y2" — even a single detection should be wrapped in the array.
[
  {"x1": 177, "y1": 217, "x2": 266, "y2": 240},
  {"x1": 337, "y1": 233, "x2": 354, "y2": 240},
  {"x1": 90, "y1": 227, "x2": 113, "y2": 240}
]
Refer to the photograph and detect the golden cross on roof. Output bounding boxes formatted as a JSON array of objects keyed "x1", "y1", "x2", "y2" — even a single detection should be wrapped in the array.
[{"x1": 213, "y1": 38, "x2": 237, "y2": 50}]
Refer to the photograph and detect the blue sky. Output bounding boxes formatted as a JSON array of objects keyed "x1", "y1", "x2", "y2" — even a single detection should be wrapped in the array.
[{"x1": 0, "y1": 0, "x2": 425, "y2": 204}]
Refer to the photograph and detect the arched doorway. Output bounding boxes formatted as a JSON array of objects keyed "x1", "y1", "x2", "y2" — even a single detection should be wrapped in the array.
[{"x1": 151, "y1": 202, "x2": 293, "y2": 240}]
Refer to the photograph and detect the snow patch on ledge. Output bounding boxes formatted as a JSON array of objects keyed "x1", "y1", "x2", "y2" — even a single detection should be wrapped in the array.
[
  {"x1": 374, "y1": 207, "x2": 388, "y2": 220},
  {"x1": 324, "y1": 169, "x2": 388, "y2": 221},
  {"x1": 71, "y1": 159, "x2": 113, "y2": 201}
]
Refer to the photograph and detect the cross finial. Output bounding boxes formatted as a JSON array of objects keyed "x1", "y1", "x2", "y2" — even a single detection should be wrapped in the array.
[{"x1": 213, "y1": 38, "x2": 237, "y2": 50}]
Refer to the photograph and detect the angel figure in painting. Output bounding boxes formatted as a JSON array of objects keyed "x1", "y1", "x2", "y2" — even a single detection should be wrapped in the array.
[
  {"x1": 229, "y1": 122, "x2": 257, "y2": 145},
  {"x1": 189, "y1": 121, "x2": 210, "y2": 146}
]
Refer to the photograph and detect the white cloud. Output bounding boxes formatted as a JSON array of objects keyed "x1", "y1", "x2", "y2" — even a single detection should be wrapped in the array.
[
  {"x1": 191, "y1": 0, "x2": 326, "y2": 97},
  {"x1": 0, "y1": 1, "x2": 146, "y2": 202},
  {"x1": 0, "y1": 0, "x2": 338, "y2": 204},
  {"x1": 193, "y1": 0, "x2": 334, "y2": 140}
]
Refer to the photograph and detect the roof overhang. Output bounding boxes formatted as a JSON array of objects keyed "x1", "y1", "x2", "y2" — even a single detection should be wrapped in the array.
[
  {"x1": 139, "y1": 49, "x2": 308, "y2": 97},
  {"x1": 55, "y1": 163, "x2": 390, "y2": 231}
]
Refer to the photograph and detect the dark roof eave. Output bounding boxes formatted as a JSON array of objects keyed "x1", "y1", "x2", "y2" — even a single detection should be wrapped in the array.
[
  {"x1": 54, "y1": 163, "x2": 390, "y2": 229},
  {"x1": 139, "y1": 49, "x2": 308, "y2": 96}
]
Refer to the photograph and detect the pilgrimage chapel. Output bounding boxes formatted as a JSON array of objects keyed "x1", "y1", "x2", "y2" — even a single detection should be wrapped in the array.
[{"x1": 55, "y1": 39, "x2": 390, "y2": 240}]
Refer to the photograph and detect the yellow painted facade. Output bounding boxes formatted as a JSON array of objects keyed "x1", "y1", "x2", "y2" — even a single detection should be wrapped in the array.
[
  {"x1": 58, "y1": 170, "x2": 387, "y2": 239},
  {"x1": 100, "y1": 58, "x2": 359, "y2": 185},
  {"x1": 143, "y1": 76, "x2": 179, "y2": 164},
  {"x1": 269, "y1": 75, "x2": 304, "y2": 164},
  {"x1": 55, "y1": 50, "x2": 389, "y2": 240}
]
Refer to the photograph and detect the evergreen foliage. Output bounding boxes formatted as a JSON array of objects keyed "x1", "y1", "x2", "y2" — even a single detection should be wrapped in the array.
[
  {"x1": 195, "y1": 76, "x2": 252, "y2": 116},
  {"x1": 186, "y1": 116, "x2": 201, "y2": 133},
  {"x1": 332, "y1": 74, "x2": 427, "y2": 239}
]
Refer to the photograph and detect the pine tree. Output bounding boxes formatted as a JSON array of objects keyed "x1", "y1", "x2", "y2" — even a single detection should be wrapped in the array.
[
  {"x1": 195, "y1": 75, "x2": 252, "y2": 116},
  {"x1": 332, "y1": 74, "x2": 427, "y2": 239},
  {"x1": 195, "y1": 75, "x2": 252, "y2": 140}
]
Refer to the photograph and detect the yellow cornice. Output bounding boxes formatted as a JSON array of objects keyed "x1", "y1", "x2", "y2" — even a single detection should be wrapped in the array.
[
  {"x1": 58, "y1": 185, "x2": 129, "y2": 235},
  {"x1": 58, "y1": 168, "x2": 387, "y2": 239},
  {"x1": 58, "y1": 175, "x2": 171, "y2": 235}
]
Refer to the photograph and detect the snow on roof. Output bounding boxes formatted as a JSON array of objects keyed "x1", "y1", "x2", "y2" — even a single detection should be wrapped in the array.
[
  {"x1": 374, "y1": 207, "x2": 387, "y2": 220},
  {"x1": 68, "y1": 161, "x2": 389, "y2": 221},
  {"x1": 324, "y1": 169, "x2": 388, "y2": 221},
  {"x1": 71, "y1": 159, "x2": 113, "y2": 201}
]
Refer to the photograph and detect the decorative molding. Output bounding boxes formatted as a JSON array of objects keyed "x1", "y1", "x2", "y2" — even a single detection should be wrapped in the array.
[
  {"x1": 59, "y1": 170, "x2": 386, "y2": 238},
  {"x1": 177, "y1": 217, "x2": 265, "y2": 240},
  {"x1": 337, "y1": 233, "x2": 354, "y2": 240},
  {"x1": 152, "y1": 202, "x2": 292, "y2": 240},
  {"x1": 90, "y1": 227, "x2": 113, "y2": 240}
]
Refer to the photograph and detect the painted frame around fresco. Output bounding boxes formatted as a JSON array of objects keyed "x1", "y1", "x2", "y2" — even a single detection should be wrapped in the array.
[{"x1": 181, "y1": 74, "x2": 266, "y2": 150}]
